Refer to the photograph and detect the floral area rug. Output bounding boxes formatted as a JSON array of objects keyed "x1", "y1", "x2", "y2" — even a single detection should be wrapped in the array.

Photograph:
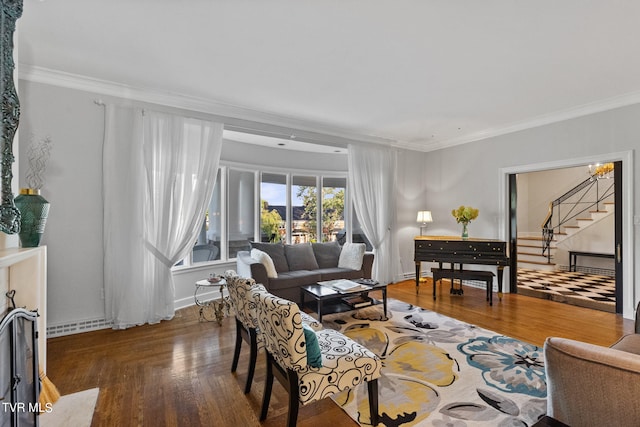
[{"x1": 321, "y1": 299, "x2": 547, "y2": 427}]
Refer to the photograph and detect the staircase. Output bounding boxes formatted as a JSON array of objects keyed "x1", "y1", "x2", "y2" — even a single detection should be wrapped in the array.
[
  {"x1": 517, "y1": 235, "x2": 557, "y2": 271},
  {"x1": 518, "y1": 201, "x2": 614, "y2": 271}
]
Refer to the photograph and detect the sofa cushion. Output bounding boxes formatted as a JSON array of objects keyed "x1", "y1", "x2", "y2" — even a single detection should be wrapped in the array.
[
  {"x1": 285, "y1": 243, "x2": 319, "y2": 271},
  {"x1": 267, "y1": 270, "x2": 322, "y2": 291},
  {"x1": 312, "y1": 241, "x2": 342, "y2": 268},
  {"x1": 251, "y1": 242, "x2": 289, "y2": 272},
  {"x1": 338, "y1": 242, "x2": 366, "y2": 270},
  {"x1": 250, "y1": 248, "x2": 278, "y2": 278}
]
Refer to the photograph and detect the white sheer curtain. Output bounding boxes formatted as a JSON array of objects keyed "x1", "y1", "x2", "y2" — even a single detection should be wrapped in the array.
[
  {"x1": 347, "y1": 144, "x2": 398, "y2": 284},
  {"x1": 103, "y1": 105, "x2": 223, "y2": 329}
]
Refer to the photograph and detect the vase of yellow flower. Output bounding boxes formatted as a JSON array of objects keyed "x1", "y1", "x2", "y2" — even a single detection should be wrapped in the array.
[{"x1": 451, "y1": 205, "x2": 479, "y2": 240}]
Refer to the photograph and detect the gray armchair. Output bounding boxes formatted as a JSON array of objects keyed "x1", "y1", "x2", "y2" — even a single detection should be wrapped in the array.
[{"x1": 542, "y1": 302, "x2": 640, "y2": 426}]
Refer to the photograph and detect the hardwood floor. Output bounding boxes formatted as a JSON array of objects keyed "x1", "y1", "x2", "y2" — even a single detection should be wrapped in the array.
[{"x1": 44, "y1": 280, "x2": 635, "y2": 427}]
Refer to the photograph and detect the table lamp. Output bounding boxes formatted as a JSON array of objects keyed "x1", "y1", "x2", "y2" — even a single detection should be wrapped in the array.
[{"x1": 417, "y1": 211, "x2": 433, "y2": 236}]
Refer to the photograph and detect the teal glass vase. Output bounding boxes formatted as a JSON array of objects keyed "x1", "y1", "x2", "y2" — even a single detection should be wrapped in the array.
[
  {"x1": 14, "y1": 188, "x2": 50, "y2": 247},
  {"x1": 461, "y1": 222, "x2": 469, "y2": 240}
]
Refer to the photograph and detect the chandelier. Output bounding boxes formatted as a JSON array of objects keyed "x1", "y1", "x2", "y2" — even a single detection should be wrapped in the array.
[{"x1": 588, "y1": 162, "x2": 614, "y2": 180}]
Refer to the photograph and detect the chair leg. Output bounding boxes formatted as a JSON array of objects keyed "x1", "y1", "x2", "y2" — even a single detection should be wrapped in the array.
[
  {"x1": 367, "y1": 379, "x2": 379, "y2": 427},
  {"x1": 260, "y1": 354, "x2": 274, "y2": 421},
  {"x1": 231, "y1": 318, "x2": 243, "y2": 373},
  {"x1": 244, "y1": 328, "x2": 258, "y2": 394},
  {"x1": 286, "y1": 371, "x2": 300, "y2": 427}
]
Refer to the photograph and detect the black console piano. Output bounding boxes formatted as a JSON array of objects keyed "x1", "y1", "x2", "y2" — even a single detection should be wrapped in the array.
[{"x1": 414, "y1": 236, "x2": 510, "y2": 299}]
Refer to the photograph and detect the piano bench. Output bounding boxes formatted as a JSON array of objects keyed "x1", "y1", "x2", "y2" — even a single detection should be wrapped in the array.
[{"x1": 431, "y1": 268, "x2": 496, "y2": 305}]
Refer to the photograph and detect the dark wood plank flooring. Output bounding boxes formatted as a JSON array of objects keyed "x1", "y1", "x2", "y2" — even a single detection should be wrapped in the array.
[{"x1": 44, "y1": 279, "x2": 634, "y2": 426}]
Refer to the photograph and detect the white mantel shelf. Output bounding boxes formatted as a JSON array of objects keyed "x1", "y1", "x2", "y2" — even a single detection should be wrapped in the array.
[
  {"x1": 0, "y1": 246, "x2": 47, "y2": 370},
  {"x1": 0, "y1": 247, "x2": 46, "y2": 267}
]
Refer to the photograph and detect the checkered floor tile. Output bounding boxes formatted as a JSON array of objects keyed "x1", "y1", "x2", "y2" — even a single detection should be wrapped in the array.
[{"x1": 517, "y1": 268, "x2": 616, "y2": 313}]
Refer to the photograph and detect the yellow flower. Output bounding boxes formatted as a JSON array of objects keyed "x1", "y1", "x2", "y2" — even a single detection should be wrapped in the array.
[{"x1": 451, "y1": 205, "x2": 479, "y2": 224}]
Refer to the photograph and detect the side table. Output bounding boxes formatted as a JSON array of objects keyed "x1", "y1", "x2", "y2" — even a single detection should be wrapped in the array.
[{"x1": 194, "y1": 278, "x2": 229, "y2": 325}]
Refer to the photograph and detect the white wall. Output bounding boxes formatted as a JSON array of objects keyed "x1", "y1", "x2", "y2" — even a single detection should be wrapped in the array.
[
  {"x1": 18, "y1": 81, "x2": 106, "y2": 326},
  {"x1": 517, "y1": 166, "x2": 587, "y2": 233},
  {"x1": 395, "y1": 149, "x2": 429, "y2": 277}
]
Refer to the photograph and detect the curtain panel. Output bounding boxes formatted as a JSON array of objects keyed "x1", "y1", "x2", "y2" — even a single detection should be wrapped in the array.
[
  {"x1": 103, "y1": 105, "x2": 223, "y2": 329},
  {"x1": 347, "y1": 143, "x2": 398, "y2": 285}
]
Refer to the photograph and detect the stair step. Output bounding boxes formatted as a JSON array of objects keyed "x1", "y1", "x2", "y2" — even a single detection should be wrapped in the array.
[
  {"x1": 577, "y1": 218, "x2": 594, "y2": 221},
  {"x1": 519, "y1": 259, "x2": 556, "y2": 266},
  {"x1": 517, "y1": 236, "x2": 557, "y2": 242},
  {"x1": 518, "y1": 250, "x2": 547, "y2": 257},
  {"x1": 518, "y1": 243, "x2": 545, "y2": 249}
]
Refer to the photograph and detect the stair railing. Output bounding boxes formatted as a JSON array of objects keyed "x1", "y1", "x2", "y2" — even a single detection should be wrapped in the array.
[{"x1": 541, "y1": 174, "x2": 614, "y2": 261}]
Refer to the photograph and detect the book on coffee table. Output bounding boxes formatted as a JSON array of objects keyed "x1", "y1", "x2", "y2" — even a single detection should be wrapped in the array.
[
  {"x1": 342, "y1": 295, "x2": 373, "y2": 308},
  {"x1": 318, "y1": 279, "x2": 371, "y2": 293}
]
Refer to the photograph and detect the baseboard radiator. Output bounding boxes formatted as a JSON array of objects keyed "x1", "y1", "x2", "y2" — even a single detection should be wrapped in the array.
[{"x1": 47, "y1": 317, "x2": 113, "y2": 338}]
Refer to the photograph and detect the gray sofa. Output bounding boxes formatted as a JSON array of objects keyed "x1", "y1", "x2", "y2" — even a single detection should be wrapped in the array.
[{"x1": 236, "y1": 241, "x2": 374, "y2": 305}]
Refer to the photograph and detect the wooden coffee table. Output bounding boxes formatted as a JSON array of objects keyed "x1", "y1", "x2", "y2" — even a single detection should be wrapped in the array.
[{"x1": 300, "y1": 279, "x2": 387, "y2": 322}]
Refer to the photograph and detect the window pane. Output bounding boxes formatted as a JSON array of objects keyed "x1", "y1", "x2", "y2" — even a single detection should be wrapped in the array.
[
  {"x1": 292, "y1": 175, "x2": 317, "y2": 243},
  {"x1": 228, "y1": 168, "x2": 255, "y2": 257},
  {"x1": 321, "y1": 177, "x2": 345, "y2": 242},
  {"x1": 192, "y1": 169, "x2": 222, "y2": 264},
  {"x1": 260, "y1": 173, "x2": 287, "y2": 243}
]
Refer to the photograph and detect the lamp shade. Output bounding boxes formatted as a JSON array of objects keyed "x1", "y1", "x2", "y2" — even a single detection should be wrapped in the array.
[{"x1": 417, "y1": 211, "x2": 433, "y2": 224}]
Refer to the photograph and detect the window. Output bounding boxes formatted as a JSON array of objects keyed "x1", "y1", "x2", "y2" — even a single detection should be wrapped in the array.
[
  {"x1": 292, "y1": 175, "x2": 317, "y2": 243},
  {"x1": 191, "y1": 169, "x2": 221, "y2": 263},
  {"x1": 260, "y1": 173, "x2": 287, "y2": 243},
  {"x1": 176, "y1": 166, "x2": 352, "y2": 268},
  {"x1": 321, "y1": 177, "x2": 345, "y2": 242},
  {"x1": 227, "y1": 168, "x2": 255, "y2": 258}
]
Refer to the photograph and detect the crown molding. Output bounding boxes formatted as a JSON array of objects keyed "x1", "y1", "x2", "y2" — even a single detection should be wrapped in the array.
[
  {"x1": 20, "y1": 64, "x2": 640, "y2": 154},
  {"x1": 408, "y1": 90, "x2": 640, "y2": 152},
  {"x1": 17, "y1": 64, "x2": 397, "y2": 149}
]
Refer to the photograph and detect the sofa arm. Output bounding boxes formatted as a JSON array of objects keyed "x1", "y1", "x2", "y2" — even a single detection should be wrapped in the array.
[
  {"x1": 544, "y1": 336, "x2": 640, "y2": 426},
  {"x1": 362, "y1": 252, "x2": 374, "y2": 279},
  {"x1": 236, "y1": 251, "x2": 269, "y2": 287}
]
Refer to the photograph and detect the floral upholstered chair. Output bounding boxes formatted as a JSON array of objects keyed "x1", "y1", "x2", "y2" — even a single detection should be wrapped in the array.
[
  {"x1": 252, "y1": 287, "x2": 381, "y2": 427},
  {"x1": 224, "y1": 271, "x2": 265, "y2": 394},
  {"x1": 224, "y1": 271, "x2": 322, "y2": 394}
]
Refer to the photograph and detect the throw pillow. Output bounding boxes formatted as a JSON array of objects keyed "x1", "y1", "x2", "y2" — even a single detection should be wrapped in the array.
[
  {"x1": 250, "y1": 248, "x2": 278, "y2": 278},
  {"x1": 302, "y1": 323, "x2": 322, "y2": 368},
  {"x1": 284, "y1": 243, "x2": 319, "y2": 271},
  {"x1": 311, "y1": 241, "x2": 342, "y2": 268},
  {"x1": 250, "y1": 242, "x2": 289, "y2": 272},
  {"x1": 338, "y1": 242, "x2": 366, "y2": 270}
]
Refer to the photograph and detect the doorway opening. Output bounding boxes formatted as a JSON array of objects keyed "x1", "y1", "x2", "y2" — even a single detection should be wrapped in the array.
[
  {"x1": 500, "y1": 151, "x2": 634, "y2": 318},
  {"x1": 515, "y1": 165, "x2": 616, "y2": 312}
]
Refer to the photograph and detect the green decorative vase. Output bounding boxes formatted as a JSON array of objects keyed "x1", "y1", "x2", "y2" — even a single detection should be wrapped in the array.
[
  {"x1": 461, "y1": 222, "x2": 469, "y2": 240},
  {"x1": 14, "y1": 188, "x2": 50, "y2": 247}
]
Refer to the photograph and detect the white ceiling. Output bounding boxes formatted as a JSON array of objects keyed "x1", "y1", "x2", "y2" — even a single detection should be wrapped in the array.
[{"x1": 16, "y1": 0, "x2": 640, "y2": 152}]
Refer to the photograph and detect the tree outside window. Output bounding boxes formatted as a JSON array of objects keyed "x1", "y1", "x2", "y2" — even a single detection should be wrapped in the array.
[
  {"x1": 296, "y1": 185, "x2": 344, "y2": 243},
  {"x1": 261, "y1": 200, "x2": 284, "y2": 242}
]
